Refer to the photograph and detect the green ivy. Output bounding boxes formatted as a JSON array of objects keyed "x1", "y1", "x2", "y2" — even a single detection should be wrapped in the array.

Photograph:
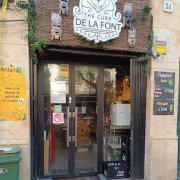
[
  {"x1": 132, "y1": 5, "x2": 153, "y2": 75},
  {"x1": 132, "y1": 5, "x2": 151, "y2": 22},
  {"x1": 137, "y1": 28, "x2": 154, "y2": 75},
  {"x1": 16, "y1": 0, "x2": 48, "y2": 63}
]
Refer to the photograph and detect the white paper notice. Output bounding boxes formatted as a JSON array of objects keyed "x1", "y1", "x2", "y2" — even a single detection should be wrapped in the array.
[
  {"x1": 51, "y1": 93, "x2": 66, "y2": 104},
  {"x1": 50, "y1": 81, "x2": 66, "y2": 93}
]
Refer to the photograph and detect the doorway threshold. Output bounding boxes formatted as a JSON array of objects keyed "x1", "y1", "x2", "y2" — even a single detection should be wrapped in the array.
[
  {"x1": 98, "y1": 174, "x2": 144, "y2": 180},
  {"x1": 38, "y1": 175, "x2": 100, "y2": 180},
  {"x1": 51, "y1": 176, "x2": 100, "y2": 180},
  {"x1": 98, "y1": 174, "x2": 130, "y2": 180}
]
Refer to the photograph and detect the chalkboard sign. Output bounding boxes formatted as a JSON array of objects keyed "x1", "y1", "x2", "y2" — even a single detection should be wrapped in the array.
[{"x1": 153, "y1": 71, "x2": 175, "y2": 115}]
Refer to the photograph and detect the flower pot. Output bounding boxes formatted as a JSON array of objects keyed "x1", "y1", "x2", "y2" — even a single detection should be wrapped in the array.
[{"x1": 37, "y1": 49, "x2": 46, "y2": 60}]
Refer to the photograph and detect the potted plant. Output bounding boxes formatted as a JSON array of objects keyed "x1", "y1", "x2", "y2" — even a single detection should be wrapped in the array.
[{"x1": 31, "y1": 39, "x2": 48, "y2": 60}]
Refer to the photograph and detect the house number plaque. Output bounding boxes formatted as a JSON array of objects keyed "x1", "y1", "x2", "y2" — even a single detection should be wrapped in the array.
[{"x1": 73, "y1": 0, "x2": 123, "y2": 43}]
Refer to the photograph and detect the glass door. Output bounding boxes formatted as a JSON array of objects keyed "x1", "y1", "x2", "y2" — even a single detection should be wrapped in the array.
[
  {"x1": 42, "y1": 63, "x2": 98, "y2": 177},
  {"x1": 74, "y1": 65, "x2": 98, "y2": 174},
  {"x1": 43, "y1": 63, "x2": 70, "y2": 176}
]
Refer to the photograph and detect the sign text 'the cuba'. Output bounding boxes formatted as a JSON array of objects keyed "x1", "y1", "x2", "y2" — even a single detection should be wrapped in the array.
[{"x1": 73, "y1": 0, "x2": 123, "y2": 43}]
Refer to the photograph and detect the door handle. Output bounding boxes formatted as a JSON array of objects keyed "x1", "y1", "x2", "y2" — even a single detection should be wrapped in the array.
[
  {"x1": 67, "y1": 108, "x2": 77, "y2": 147},
  {"x1": 75, "y1": 107, "x2": 78, "y2": 147},
  {"x1": 67, "y1": 107, "x2": 70, "y2": 147}
]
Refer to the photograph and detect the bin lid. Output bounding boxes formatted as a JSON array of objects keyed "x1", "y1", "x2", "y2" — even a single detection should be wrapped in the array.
[{"x1": 0, "y1": 146, "x2": 22, "y2": 163}]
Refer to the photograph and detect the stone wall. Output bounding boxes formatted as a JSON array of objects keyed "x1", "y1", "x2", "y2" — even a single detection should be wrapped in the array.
[
  {"x1": 0, "y1": 3, "x2": 30, "y2": 180},
  {"x1": 145, "y1": 0, "x2": 180, "y2": 180}
]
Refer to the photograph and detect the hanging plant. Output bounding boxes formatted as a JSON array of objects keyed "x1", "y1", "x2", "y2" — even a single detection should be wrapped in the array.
[
  {"x1": 137, "y1": 28, "x2": 155, "y2": 75},
  {"x1": 16, "y1": 0, "x2": 48, "y2": 63},
  {"x1": 132, "y1": 5, "x2": 151, "y2": 22},
  {"x1": 129, "y1": 5, "x2": 153, "y2": 75}
]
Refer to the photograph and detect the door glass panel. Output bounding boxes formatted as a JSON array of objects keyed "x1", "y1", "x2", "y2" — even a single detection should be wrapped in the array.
[
  {"x1": 43, "y1": 64, "x2": 69, "y2": 176},
  {"x1": 75, "y1": 65, "x2": 98, "y2": 174},
  {"x1": 103, "y1": 66, "x2": 131, "y2": 166}
]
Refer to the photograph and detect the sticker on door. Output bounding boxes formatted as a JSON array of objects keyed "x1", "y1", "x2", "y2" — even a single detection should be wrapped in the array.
[{"x1": 53, "y1": 112, "x2": 64, "y2": 124}]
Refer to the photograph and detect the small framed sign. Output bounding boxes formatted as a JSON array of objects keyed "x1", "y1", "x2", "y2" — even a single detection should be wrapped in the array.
[
  {"x1": 53, "y1": 105, "x2": 62, "y2": 113},
  {"x1": 53, "y1": 113, "x2": 64, "y2": 124},
  {"x1": 155, "y1": 41, "x2": 167, "y2": 55},
  {"x1": 153, "y1": 71, "x2": 175, "y2": 115}
]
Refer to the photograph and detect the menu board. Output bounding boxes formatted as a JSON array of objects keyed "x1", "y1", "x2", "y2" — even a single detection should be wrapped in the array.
[{"x1": 153, "y1": 71, "x2": 175, "y2": 115}]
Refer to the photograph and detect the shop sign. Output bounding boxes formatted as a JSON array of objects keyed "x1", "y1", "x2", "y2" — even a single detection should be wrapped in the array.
[
  {"x1": 53, "y1": 112, "x2": 64, "y2": 124},
  {"x1": 155, "y1": 41, "x2": 167, "y2": 55},
  {"x1": 0, "y1": 66, "x2": 27, "y2": 121},
  {"x1": 153, "y1": 71, "x2": 175, "y2": 115},
  {"x1": 73, "y1": 0, "x2": 123, "y2": 43}
]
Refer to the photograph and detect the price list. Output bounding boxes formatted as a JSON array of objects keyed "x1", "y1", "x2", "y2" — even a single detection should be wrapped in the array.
[{"x1": 153, "y1": 71, "x2": 175, "y2": 115}]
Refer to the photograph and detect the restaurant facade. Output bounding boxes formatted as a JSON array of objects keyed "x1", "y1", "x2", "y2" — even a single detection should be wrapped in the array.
[{"x1": 0, "y1": 0, "x2": 180, "y2": 180}]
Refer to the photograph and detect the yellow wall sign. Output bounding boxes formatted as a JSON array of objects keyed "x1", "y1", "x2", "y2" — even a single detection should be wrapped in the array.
[
  {"x1": 0, "y1": 66, "x2": 27, "y2": 121},
  {"x1": 155, "y1": 41, "x2": 167, "y2": 55},
  {"x1": 0, "y1": 0, "x2": 8, "y2": 19}
]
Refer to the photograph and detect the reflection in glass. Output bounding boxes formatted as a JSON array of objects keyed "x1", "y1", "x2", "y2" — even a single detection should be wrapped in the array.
[
  {"x1": 75, "y1": 65, "x2": 98, "y2": 174},
  {"x1": 75, "y1": 66, "x2": 98, "y2": 95},
  {"x1": 43, "y1": 64, "x2": 69, "y2": 176},
  {"x1": 103, "y1": 65, "x2": 130, "y2": 163}
]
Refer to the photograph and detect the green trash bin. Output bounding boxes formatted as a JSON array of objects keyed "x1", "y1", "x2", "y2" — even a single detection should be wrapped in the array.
[{"x1": 0, "y1": 146, "x2": 21, "y2": 180}]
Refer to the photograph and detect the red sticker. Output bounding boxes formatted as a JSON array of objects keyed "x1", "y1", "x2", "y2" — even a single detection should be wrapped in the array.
[{"x1": 53, "y1": 113, "x2": 64, "y2": 124}]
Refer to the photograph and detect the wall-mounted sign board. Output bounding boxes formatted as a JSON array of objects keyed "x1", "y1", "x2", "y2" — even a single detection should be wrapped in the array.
[
  {"x1": 155, "y1": 41, "x2": 167, "y2": 55},
  {"x1": 73, "y1": 0, "x2": 123, "y2": 43},
  {"x1": 0, "y1": 66, "x2": 27, "y2": 120},
  {"x1": 153, "y1": 71, "x2": 175, "y2": 115}
]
